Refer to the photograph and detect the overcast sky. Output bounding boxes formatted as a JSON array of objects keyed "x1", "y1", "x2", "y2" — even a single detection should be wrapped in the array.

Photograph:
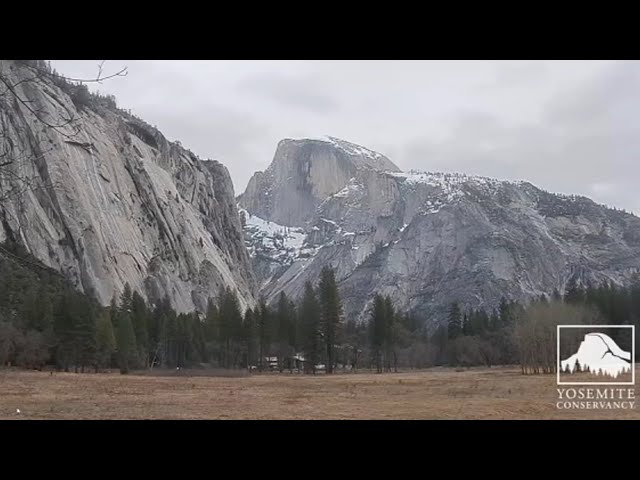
[{"x1": 51, "y1": 60, "x2": 640, "y2": 214}]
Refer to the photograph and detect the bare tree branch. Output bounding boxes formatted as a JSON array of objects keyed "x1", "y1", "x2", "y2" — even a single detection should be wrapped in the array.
[
  {"x1": 13, "y1": 60, "x2": 128, "y2": 84},
  {"x1": 96, "y1": 61, "x2": 106, "y2": 83},
  {"x1": 0, "y1": 74, "x2": 81, "y2": 140},
  {"x1": 0, "y1": 59, "x2": 127, "y2": 210},
  {"x1": 0, "y1": 143, "x2": 62, "y2": 203},
  {"x1": 0, "y1": 74, "x2": 42, "y2": 96}
]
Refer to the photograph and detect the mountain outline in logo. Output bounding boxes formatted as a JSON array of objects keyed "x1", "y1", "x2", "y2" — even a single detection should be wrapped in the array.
[{"x1": 557, "y1": 325, "x2": 635, "y2": 386}]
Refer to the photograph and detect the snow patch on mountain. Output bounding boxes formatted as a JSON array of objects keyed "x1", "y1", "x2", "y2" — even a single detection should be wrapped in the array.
[
  {"x1": 239, "y1": 208, "x2": 325, "y2": 274},
  {"x1": 240, "y1": 208, "x2": 309, "y2": 264},
  {"x1": 332, "y1": 179, "x2": 362, "y2": 199},
  {"x1": 300, "y1": 136, "x2": 387, "y2": 163},
  {"x1": 387, "y1": 170, "x2": 525, "y2": 192},
  {"x1": 320, "y1": 217, "x2": 339, "y2": 228},
  {"x1": 387, "y1": 170, "x2": 526, "y2": 214}
]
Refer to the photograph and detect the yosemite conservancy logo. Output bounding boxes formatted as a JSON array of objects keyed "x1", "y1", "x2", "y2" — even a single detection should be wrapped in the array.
[{"x1": 556, "y1": 325, "x2": 635, "y2": 410}]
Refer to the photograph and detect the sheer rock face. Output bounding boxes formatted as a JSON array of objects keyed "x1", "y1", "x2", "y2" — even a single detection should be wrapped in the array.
[
  {"x1": 0, "y1": 61, "x2": 256, "y2": 313},
  {"x1": 238, "y1": 136, "x2": 401, "y2": 228},
  {"x1": 239, "y1": 138, "x2": 640, "y2": 329}
]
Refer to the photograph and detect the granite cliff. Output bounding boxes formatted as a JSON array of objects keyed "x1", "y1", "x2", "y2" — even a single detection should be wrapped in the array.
[
  {"x1": 239, "y1": 136, "x2": 640, "y2": 328},
  {"x1": 0, "y1": 60, "x2": 256, "y2": 313}
]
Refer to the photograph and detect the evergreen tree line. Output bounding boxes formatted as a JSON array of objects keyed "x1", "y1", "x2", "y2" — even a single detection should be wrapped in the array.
[
  {"x1": 2, "y1": 240, "x2": 639, "y2": 374},
  {"x1": 439, "y1": 275, "x2": 640, "y2": 371},
  {"x1": 368, "y1": 293, "x2": 415, "y2": 373},
  {"x1": 0, "y1": 245, "x2": 350, "y2": 375},
  {"x1": 215, "y1": 265, "x2": 345, "y2": 374},
  {"x1": 0, "y1": 241, "x2": 218, "y2": 372}
]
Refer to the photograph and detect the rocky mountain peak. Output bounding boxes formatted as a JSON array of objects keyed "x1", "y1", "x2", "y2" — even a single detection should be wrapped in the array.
[
  {"x1": 238, "y1": 136, "x2": 399, "y2": 227},
  {"x1": 239, "y1": 137, "x2": 640, "y2": 328},
  {"x1": 279, "y1": 136, "x2": 400, "y2": 172}
]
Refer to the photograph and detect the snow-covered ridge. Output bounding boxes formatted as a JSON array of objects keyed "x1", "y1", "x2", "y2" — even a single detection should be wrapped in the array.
[
  {"x1": 386, "y1": 170, "x2": 526, "y2": 188},
  {"x1": 292, "y1": 135, "x2": 387, "y2": 161},
  {"x1": 386, "y1": 170, "x2": 532, "y2": 209}
]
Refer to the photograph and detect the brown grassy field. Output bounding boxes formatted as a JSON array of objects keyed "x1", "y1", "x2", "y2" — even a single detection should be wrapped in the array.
[{"x1": 1, "y1": 366, "x2": 639, "y2": 419}]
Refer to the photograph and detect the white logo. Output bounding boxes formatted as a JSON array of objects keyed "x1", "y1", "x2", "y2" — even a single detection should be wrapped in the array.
[{"x1": 557, "y1": 325, "x2": 635, "y2": 386}]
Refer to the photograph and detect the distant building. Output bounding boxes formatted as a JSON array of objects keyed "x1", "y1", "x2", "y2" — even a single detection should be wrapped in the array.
[
  {"x1": 264, "y1": 356, "x2": 279, "y2": 370},
  {"x1": 259, "y1": 354, "x2": 329, "y2": 373}
]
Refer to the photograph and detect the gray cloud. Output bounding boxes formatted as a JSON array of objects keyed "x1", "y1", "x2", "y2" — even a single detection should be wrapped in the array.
[
  {"x1": 50, "y1": 60, "x2": 640, "y2": 214},
  {"x1": 237, "y1": 72, "x2": 339, "y2": 114},
  {"x1": 402, "y1": 61, "x2": 640, "y2": 214},
  {"x1": 142, "y1": 104, "x2": 271, "y2": 193},
  {"x1": 474, "y1": 61, "x2": 549, "y2": 92}
]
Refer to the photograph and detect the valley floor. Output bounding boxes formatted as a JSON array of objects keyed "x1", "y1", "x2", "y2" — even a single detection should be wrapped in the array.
[{"x1": 1, "y1": 367, "x2": 639, "y2": 420}]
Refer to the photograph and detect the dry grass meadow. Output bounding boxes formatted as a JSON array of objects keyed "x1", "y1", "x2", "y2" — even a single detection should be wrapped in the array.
[{"x1": 1, "y1": 366, "x2": 639, "y2": 420}]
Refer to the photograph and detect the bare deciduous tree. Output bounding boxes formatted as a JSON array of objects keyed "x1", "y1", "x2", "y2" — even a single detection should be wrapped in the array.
[{"x1": 514, "y1": 300, "x2": 601, "y2": 375}]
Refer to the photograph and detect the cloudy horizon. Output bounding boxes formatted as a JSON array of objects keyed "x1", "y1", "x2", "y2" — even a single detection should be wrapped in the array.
[{"x1": 50, "y1": 60, "x2": 640, "y2": 214}]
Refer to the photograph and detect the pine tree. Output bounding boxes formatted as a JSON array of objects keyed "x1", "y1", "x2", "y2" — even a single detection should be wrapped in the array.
[
  {"x1": 95, "y1": 310, "x2": 116, "y2": 371},
  {"x1": 402, "y1": 311, "x2": 419, "y2": 333},
  {"x1": 115, "y1": 292, "x2": 137, "y2": 374},
  {"x1": 479, "y1": 308, "x2": 491, "y2": 334},
  {"x1": 498, "y1": 297, "x2": 513, "y2": 329},
  {"x1": 148, "y1": 296, "x2": 175, "y2": 369},
  {"x1": 218, "y1": 287, "x2": 243, "y2": 368},
  {"x1": 276, "y1": 292, "x2": 294, "y2": 372},
  {"x1": 343, "y1": 319, "x2": 363, "y2": 371},
  {"x1": 468, "y1": 308, "x2": 486, "y2": 336},
  {"x1": 288, "y1": 299, "x2": 298, "y2": 352},
  {"x1": 431, "y1": 325, "x2": 448, "y2": 365},
  {"x1": 447, "y1": 302, "x2": 462, "y2": 340},
  {"x1": 74, "y1": 294, "x2": 97, "y2": 373},
  {"x1": 189, "y1": 312, "x2": 206, "y2": 364},
  {"x1": 204, "y1": 298, "x2": 218, "y2": 343},
  {"x1": 583, "y1": 280, "x2": 596, "y2": 306},
  {"x1": 25, "y1": 283, "x2": 53, "y2": 333},
  {"x1": 53, "y1": 290, "x2": 76, "y2": 372},
  {"x1": 109, "y1": 295, "x2": 119, "y2": 319},
  {"x1": 489, "y1": 309, "x2": 500, "y2": 332},
  {"x1": 370, "y1": 293, "x2": 386, "y2": 373},
  {"x1": 229, "y1": 290, "x2": 244, "y2": 368},
  {"x1": 203, "y1": 298, "x2": 219, "y2": 363},
  {"x1": 319, "y1": 266, "x2": 342, "y2": 374},
  {"x1": 300, "y1": 281, "x2": 321, "y2": 374},
  {"x1": 174, "y1": 314, "x2": 185, "y2": 367},
  {"x1": 564, "y1": 276, "x2": 584, "y2": 304},
  {"x1": 120, "y1": 283, "x2": 133, "y2": 314},
  {"x1": 131, "y1": 290, "x2": 149, "y2": 367},
  {"x1": 383, "y1": 295, "x2": 396, "y2": 372},
  {"x1": 16, "y1": 330, "x2": 49, "y2": 370},
  {"x1": 257, "y1": 297, "x2": 271, "y2": 371},
  {"x1": 243, "y1": 308, "x2": 258, "y2": 369},
  {"x1": 462, "y1": 311, "x2": 470, "y2": 336},
  {"x1": 287, "y1": 299, "x2": 298, "y2": 371},
  {"x1": 174, "y1": 313, "x2": 196, "y2": 368},
  {"x1": 165, "y1": 307, "x2": 175, "y2": 368}
]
